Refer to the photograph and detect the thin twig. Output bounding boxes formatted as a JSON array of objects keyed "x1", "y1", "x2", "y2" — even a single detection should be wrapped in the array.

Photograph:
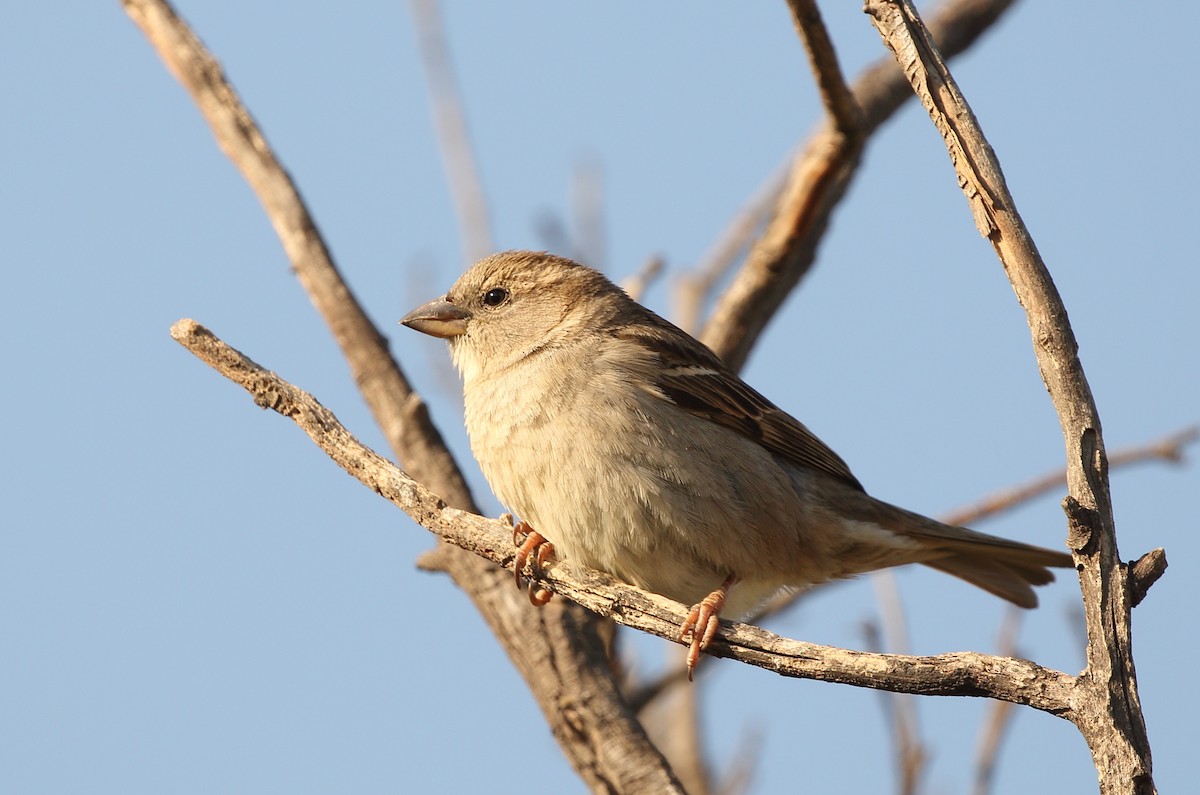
[
  {"x1": 674, "y1": 165, "x2": 788, "y2": 335},
  {"x1": 941, "y1": 426, "x2": 1198, "y2": 528},
  {"x1": 170, "y1": 318, "x2": 1077, "y2": 713},
  {"x1": 714, "y1": 727, "x2": 765, "y2": 795},
  {"x1": 640, "y1": 682, "x2": 713, "y2": 795},
  {"x1": 626, "y1": 659, "x2": 693, "y2": 716},
  {"x1": 971, "y1": 607, "x2": 1022, "y2": 795},
  {"x1": 786, "y1": 0, "x2": 861, "y2": 132},
  {"x1": 623, "y1": 255, "x2": 666, "y2": 303},
  {"x1": 867, "y1": 572, "x2": 927, "y2": 795},
  {"x1": 408, "y1": 0, "x2": 493, "y2": 263},
  {"x1": 702, "y1": 0, "x2": 862, "y2": 369},
  {"x1": 570, "y1": 156, "x2": 606, "y2": 268},
  {"x1": 627, "y1": 580, "x2": 838, "y2": 713}
]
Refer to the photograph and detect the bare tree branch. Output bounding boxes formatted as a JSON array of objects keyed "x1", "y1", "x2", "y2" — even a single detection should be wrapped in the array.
[
  {"x1": 714, "y1": 728, "x2": 764, "y2": 795},
  {"x1": 674, "y1": 165, "x2": 788, "y2": 335},
  {"x1": 971, "y1": 608, "x2": 1021, "y2": 795},
  {"x1": 701, "y1": 0, "x2": 861, "y2": 369},
  {"x1": 137, "y1": 1, "x2": 1170, "y2": 791},
  {"x1": 170, "y1": 318, "x2": 685, "y2": 792},
  {"x1": 866, "y1": 573, "x2": 928, "y2": 795},
  {"x1": 672, "y1": 0, "x2": 859, "y2": 343},
  {"x1": 941, "y1": 426, "x2": 1198, "y2": 528},
  {"x1": 171, "y1": 318, "x2": 1077, "y2": 715},
  {"x1": 1129, "y1": 548, "x2": 1168, "y2": 609},
  {"x1": 640, "y1": 683, "x2": 713, "y2": 795},
  {"x1": 702, "y1": 0, "x2": 1017, "y2": 370},
  {"x1": 125, "y1": 2, "x2": 681, "y2": 789},
  {"x1": 853, "y1": 0, "x2": 1017, "y2": 130},
  {"x1": 407, "y1": 0, "x2": 493, "y2": 263},
  {"x1": 864, "y1": 1, "x2": 1157, "y2": 791},
  {"x1": 787, "y1": 0, "x2": 861, "y2": 130},
  {"x1": 570, "y1": 156, "x2": 607, "y2": 269},
  {"x1": 123, "y1": 0, "x2": 472, "y2": 506},
  {"x1": 623, "y1": 420, "x2": 1183, "y2": 744},
  {"x1": 622, "y1": 255, "x2": 666, "y2": 303}
]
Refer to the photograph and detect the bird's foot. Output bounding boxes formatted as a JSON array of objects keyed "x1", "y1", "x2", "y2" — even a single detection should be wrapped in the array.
[
  {"x1": 513, "y1": 521, "x2": 555, "y2": 606},
  {"x1": 680, "y1": 575, "x2": 737, "y2": 681}
]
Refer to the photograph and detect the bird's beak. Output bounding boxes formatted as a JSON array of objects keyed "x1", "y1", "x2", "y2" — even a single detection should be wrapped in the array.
[{"x1": 400, "y1": 299, "x2": 470, "y2": 338}]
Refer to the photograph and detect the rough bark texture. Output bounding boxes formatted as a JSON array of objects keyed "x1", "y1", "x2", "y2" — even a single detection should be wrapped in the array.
[
  {"x1": 864, "y1": 1, "x2": 1156, "y2": 792},
  {"x1": 125, "y1": 2, "x2": 683, "y2": 790},
  {"x1": 138, "y1": 0, "x2": 1161, "y2": 790},
  {"x1": 171, "y1": 318, "x2": 1077, "y2": 714}
]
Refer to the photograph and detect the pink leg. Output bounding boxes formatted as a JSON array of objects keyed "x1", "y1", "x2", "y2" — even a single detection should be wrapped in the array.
[
  {"x1": 512, "y1": 521, "x2": 555, "y2": 606},
  {"x1": 679, "y1": 575, "x2": 737, "y2": 680}
]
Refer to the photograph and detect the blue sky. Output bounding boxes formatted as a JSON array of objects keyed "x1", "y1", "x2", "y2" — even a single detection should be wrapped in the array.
[{"x1": 3, "y1": 2, "x2": 1195, "y2": 792}]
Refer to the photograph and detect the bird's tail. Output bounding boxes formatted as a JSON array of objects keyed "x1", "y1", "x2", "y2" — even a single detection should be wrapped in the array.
[
  {"x1": 921, "y1": 547, "x2": 1069, "y2": 608},
  {"x1": 873, "y1": 500, "x2": 1075, "y2": 608}
]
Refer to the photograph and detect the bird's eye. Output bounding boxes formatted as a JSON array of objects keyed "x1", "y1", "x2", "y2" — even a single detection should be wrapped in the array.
[{"x1": 482, "y1": 287, "x2": 509, "y2": 307}]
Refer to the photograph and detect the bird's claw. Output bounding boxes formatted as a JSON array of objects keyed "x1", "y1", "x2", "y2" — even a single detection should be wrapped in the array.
[
  {"x1": 679, "y1": 576, "x2": 735, "y2": 680},
  {"x1": 513, "y1": 521, "x2": 555, "y2": 606}
]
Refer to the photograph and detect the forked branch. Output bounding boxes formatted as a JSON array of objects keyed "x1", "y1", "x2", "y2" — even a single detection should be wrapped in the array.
[{"x1": 703, "y1": 0, "x2": 1019, "y2": 370}]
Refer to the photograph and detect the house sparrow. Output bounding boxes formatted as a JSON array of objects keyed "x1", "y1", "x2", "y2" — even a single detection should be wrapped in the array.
[{"x1": 402, "y1": 250, "x2": 1073, "y2": 676}]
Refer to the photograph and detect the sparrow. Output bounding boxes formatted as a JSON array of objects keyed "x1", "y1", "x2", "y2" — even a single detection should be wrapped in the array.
[{"x1": 402, "y1": 250, "x2": 1073, "y2": 676}]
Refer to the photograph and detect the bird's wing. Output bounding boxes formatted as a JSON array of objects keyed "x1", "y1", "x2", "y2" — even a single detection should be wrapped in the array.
[{"x1": 615, "y1": 322, "x2": 865, "y2": 492}]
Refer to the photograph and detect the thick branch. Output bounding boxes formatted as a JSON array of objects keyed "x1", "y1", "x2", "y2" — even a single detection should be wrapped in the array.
[
  {"x1": 171, "y1": 318, "x2": 1076, "y2": 716},
  {"x1": 864, "y1": 2, "x2": 1155, "y2": 792}
]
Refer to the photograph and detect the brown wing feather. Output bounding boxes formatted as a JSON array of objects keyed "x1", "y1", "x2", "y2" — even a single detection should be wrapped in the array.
[{"x1": 615, "y1": 321, "x2": 864, "y2": 492}]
